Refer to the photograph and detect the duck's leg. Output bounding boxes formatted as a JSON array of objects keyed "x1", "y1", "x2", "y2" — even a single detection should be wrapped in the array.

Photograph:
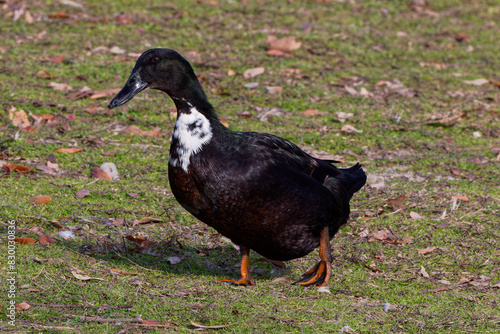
[
  {"x1": 218, "y1": 245, "x2": 256, "y2": 286},
  {"x1": 294, "y1": 226, "x2": 332, "y2": 287}
]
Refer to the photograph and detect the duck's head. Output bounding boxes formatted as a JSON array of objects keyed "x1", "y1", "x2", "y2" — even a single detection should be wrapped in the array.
[{"x1": 108, "y1": 48, "x2": 204, "y2": 109}]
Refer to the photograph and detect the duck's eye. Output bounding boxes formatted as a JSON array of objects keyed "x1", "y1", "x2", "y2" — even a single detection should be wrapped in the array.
[{"x1": 152, "y1": 56, "x2": 160, "y2": 63}]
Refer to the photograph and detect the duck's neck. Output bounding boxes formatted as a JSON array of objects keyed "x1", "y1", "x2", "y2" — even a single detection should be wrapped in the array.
[{"x1": 167, "y1": 86, "x2": 227, "y2": 172}]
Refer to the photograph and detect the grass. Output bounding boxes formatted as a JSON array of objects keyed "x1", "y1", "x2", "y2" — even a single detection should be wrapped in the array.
[{"x1": 1, "y1": 0, "x2": 499, "y2": 332}]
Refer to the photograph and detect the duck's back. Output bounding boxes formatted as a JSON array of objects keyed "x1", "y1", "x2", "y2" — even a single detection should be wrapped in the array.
[{"x1": 168, "y1": 130, "x2": 364, "y2": 261}]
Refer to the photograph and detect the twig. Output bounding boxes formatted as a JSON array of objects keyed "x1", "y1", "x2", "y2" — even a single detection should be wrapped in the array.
[
  {"x1": 30, "y1": 303, "x2": 133, "y2": 309},
  {"x1": 69, "y1": 315, "x2": 143, "y2": 323}
]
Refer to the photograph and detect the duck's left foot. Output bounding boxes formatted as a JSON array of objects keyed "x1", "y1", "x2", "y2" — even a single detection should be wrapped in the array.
[
  {"x1": 293, "y1": 226, "x2": 333, "y2": 287},
  {"x1": 293, "y1": 260, "x2": 330, "y2": 286}
]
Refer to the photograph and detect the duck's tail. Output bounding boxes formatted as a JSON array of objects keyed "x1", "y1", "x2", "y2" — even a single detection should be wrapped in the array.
[{"x1": 339, "y1": 163, "x2": 366, "y2": 199}]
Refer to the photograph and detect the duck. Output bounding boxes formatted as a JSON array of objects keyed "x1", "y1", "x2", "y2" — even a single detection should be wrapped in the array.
[{"x1": 108, "y1": 48, "x2": 366, "y2": 287}]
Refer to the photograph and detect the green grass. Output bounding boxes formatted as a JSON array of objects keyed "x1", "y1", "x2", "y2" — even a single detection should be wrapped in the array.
[{"x1": 1, "y1": 0, "x2": 499, "y2": 332}]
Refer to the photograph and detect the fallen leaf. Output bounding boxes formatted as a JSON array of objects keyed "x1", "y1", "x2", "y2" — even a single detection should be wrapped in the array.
[
  {"x1": 25, "y1": 288, "x2": 40, "y2": 292},
  {"x1": 109, "y1": 46, "x2": 126, "y2": 54},
  {"x1": 70, "y1": 270, "x2": 104, "y2": 281},
  {"x1": 14, "y1": 237, "x2": 37, "y2": 245},
  {"x1": 101, "y1": 152, "x2": 116, "y2": 156},
  {"x1": 419, "y1": 266, "x2": 430, "y2": 278},
  {"x1": 15, "y1": 302, "x2": 31, "y2": 310},
  {"x1": 302, "y1": 109, "x2": 328, "y2": 116},
  {"x1": 138, "y1": 217, "x2": 162, "y2": 224},
  {"x1": 257, "y1": 107, "x2": 284, "y2": 122},
  {"x1": 56, "y1": 148, "x2": 84, "y2": 153},
  {"x1": 48, "y1": 82, "x2": 73, "y2": 93},
  {"x1": 190, "y1": 321, "x2": 228, "y2": 330},
  {"x1": 451, "y1": 195, "x2": 469, "y2": 201},
  {"x1": 8, "y1": 106, "x2": 31, "y2": 129},
  {"x1": 84, "y1": 105, "x2": 103, "y2": 114},
  {"x1": 270, "y1": 277, "x2": 291, "y2": 284},
  {"x1": 340, "y1": 124, "x2": 363, "y2": 134},
  {"x1": 266, "y1": 86, "x2": 283, "y2": 95},
  {"x1": 368, "y1": 229, "x2": 398, "y2": 242},
  {"x1": 59, "y1": 230, "x2": 75, "y2": 239},
  {"x1": 410, "y1": 211, "x2": 424, "y2": 219},
  {"x1": 167, "y1": 257, "x2": 181, "y2": 265},
  {"x1": 455, "y1": 33, "x2": 469, "y2": 42},
  {"x1": 219, "y1": 118, "x2": 229, "y2": 128},
  {"x1": 39, "y1": 234, "x2": 55, "y2": 245},
  {"x1": 29, "y1": 195, "x2": 52, "y2": 204},
  {"x1": 127, "y1": 192, "x2": 140, "y2": 198},
  {"x1": 463, "y1": 78, "x2": 489, "y2": 86},
  {"x1": 37, "y1": 70, "x2": 54, "y2": 79},
  {"x1": 46, "y1": 56, "x2": 64, "y2": 63},
  {"x1": 91, "y1": 167, "x2": 112, "y2": 180},
  {"x1": 100, "y1": 162, "x2": 119, "y2": 180},
  {"x1": 88, "y1": 88, "x2": 121, "y2": 100},
  {"x1": 335, "y1": 112, "x2": 354, "y2": 123},
  {"x1": 419, "y1": 62, "x2": 448, "y2": 69},
  {"x1": 7, "y1": 164, "x2": 34, "y2": 174},
  {"x1": 418, "y1": 246, "x2": 437, "y2": 255},
  {"x1": 265, "y1": 35, "x2": 302, "y2": 52},
  {"x1": 243, "y1": 82, "x2": 259, "y2": 89},
  {"x1": 227, "y1": 68, "x2": 236, "y2": 76},
  {"x1": 243, "y1": 67, "x2": 265, "y2": 79},
  {"x1": 76, "y1": 190, "x2": 90, "y2": 199},
  {"x1": 386, "y1": 194, "x2": 407, "y2": 210}
]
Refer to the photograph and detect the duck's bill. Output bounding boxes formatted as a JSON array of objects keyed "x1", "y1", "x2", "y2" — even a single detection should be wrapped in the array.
[{"x1": 108, "y1": 72, "x2": 148, "y2": 109}]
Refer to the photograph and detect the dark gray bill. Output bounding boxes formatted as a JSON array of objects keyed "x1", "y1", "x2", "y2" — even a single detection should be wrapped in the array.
[{"x1": 108, "y1": 72, "x2": 148, "y2": 109}]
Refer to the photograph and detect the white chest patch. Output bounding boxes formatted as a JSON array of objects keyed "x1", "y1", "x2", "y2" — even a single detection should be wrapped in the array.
[{"x1": 169, "y1": 107, "x2": 213, "y2": 172}]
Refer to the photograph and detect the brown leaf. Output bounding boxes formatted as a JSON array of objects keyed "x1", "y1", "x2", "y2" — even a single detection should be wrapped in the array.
[
  {"x1": 451, "y1": 195, "x2": 469, "y2": 201},
  {"x1": 8, "y1": 106, "x2": 31, "y2": 129},
  {"x1": 29, "y1": 195, "x2": 52, "y2": 204},
  {"x1": 15, "y1": 302, "x2": 31, "y2": 310},
  {"x1": 88, "y1": 88, "x2": 121, "y2": 100},
  {"x1": 76, "y1": 190, "x2": 90, "y2": 199},
  {"x1": 243, "y1": 67, "x2": 265, "y2": 79},
  {"x1": 368, "y1": 229, "x2": 398, "y2": 242},
  {"x1": 340, "y1": 124, "x2": 363, "y2": 134},
  {"x1": 302, "y1": 109, "x2": 328, "y2": 116},
  {"x1": 270, "y1": 276, "x2": 291, "y2": 284},
  {"x1": 48, "y1": 82, "x2": 73, "y2": 93},
  {"x1": 409, "y1": 211, "x2": 424, "y2": 219},
  {"x1": 266, "y1": 86, "x2": 284, "y2": 95},
  {"x1": 265, "y1": 35, "x2": 302, "y2": 52},
  {"x1": 455, "y1": 33, "x2": 469, "y2": 43},
  {"x1": 386, "y1": 194, "x2": 407, "y2": 210},
  {"x1": 39, "y1": 234, "x2": 55, "y2": 245},
  {"x1": 37, "y1": 70, "x2": 54, "y2": 79},
  {"x1": 47, "y1": 55, "x2": 65, "y2": 63},
  {"x1": 127, "y1": 192, "x2": 140, "y2": 198},
  {"x1": 190, "y1": 321, "x2": 228, "y2": 329},
  {"x1": 7, "y1": 164, "x2": 34, "y2": 174},
  {"x1": 51, "y1": 12, "x2": 71, "y2": 19},
  {"x1": 84, "y1": 105, "x2": 103, "y2": 114},
  {"x1": 418, "y1": 246, "x2": 437, "y2": 255},
  {"x1": 70, "y1": 270, "x2": 104, "y2": 281},
  {"x1": 101, "y1": 152, "x2": 116, "y2": 156},
  {"x1": 91, "y1": 167, "x2": 112, "y2": 180},
  {"x1": 137, "y1": 217, "x2": 163, "y2": 224},
  {"x1": 56, "y1": 148, "x2": 84, "y2": 153},
  {"x1": 14, "y1": 237, "x2": 37, "y2": 245}
]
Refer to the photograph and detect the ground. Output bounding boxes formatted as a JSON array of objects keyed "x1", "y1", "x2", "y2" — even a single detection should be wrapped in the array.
[{"x1": 0, "y1": 0, "x2": 499, "y2": 333}]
